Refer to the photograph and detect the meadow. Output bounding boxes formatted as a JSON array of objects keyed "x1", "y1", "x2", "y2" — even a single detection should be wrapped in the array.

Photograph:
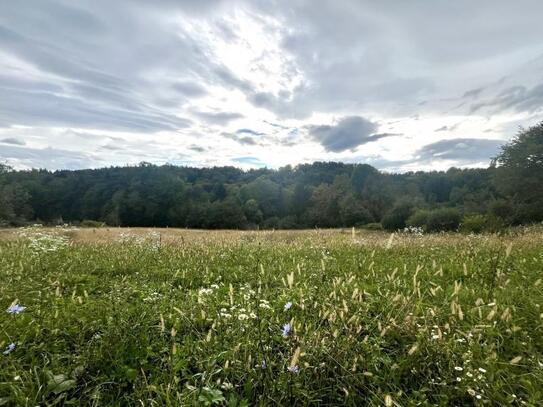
[{"x1": 0, "y1": 226, "x2": 542, "y2": 406}]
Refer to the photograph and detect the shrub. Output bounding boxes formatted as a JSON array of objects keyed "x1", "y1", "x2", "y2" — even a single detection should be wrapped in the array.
[
  {"x1": 426, "y1": 208, "x2": 461, "y2": 232},
  {"x1": 278, "y1": 216, "x2": 299, "y2": 229},
  {"x1": 408, "y1": 208, "x2": 461, "y2": 232},
  {"x1": 381, "y1": 202, "x2": 414, "y2": 231},
  {"x1": 459, "y1": 214, "x2": 487, "y2": 233},
  {"x1": 261, "y1": 216, "x2": 279, "y2": 229},
  {"x1": 406, "y1": 210, "x2": 430, "y2": 229},
  {"x1": 80, "y1": 220, "x2": 106, "y2": 228},
  {"x1": 460, "y1": 214, "x2": 506, "y2": 234},
  {"x1": 489, "y1": 200, "x2": 514, "y2": 224},
  {"x1": 362, "y1": 222, "x2": 383, "y2": 231}
]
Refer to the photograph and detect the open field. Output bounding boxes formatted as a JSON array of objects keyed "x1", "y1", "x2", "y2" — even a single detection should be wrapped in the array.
[{"x1": 1, "y1": 227, "x2": 542, "y2": 406}]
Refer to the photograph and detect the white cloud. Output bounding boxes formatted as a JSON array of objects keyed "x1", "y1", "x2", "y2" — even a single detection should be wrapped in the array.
[{"x1": 0, "y1": 0, "x2": 542, "y2": 171}]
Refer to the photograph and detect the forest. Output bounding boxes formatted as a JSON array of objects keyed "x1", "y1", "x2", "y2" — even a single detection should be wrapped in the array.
[{"x1": 1, "y1": 122, "x2": 542, "y2": 232}]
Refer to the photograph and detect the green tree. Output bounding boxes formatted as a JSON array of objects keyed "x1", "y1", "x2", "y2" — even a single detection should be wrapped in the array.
[
  {"x1": 492, "y1": 122, "x2": 543, "y2": 222},
  {"x1": 381, "y1": 201, "x2": 414, "y2": 231},
  {"x1": 243, "y1": 199, "x2": 263, "y2": 225},
  {"x1": 339, "y1": 194, "x2": 373, "y2": 226},
  {"x1": 350, "y1": 164, "x2": 378, "y2": 195}
]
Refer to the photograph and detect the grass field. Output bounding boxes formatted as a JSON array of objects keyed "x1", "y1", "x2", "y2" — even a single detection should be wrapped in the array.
[{"x1": 1, "y1": 226, "x2": 542, "y2": 406}]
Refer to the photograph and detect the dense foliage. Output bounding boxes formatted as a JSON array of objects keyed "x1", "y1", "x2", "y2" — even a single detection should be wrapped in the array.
[
  {"x1": 1, "y1": 122, "x2": 542, "y2": 230},
  {"x1": 1, "y1": 227, "x2": 542, "y2": 405}
]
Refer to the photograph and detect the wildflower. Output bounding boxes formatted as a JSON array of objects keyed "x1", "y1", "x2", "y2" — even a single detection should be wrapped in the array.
[
  {"x1": 284, "y1": 302, "x2": 293, "y2": 310},
  {"x1": 261, "y1": 360, "x2": 267, "y2": 369},
  {"x1": 3, "y1": 343, "x2": 15, "y2": 355},
  {"x1": 454, "y1": 366, "x2": 463, "y2": 371},
  {"x1": 282, "y1": 323, "x2": 291, "y2": 338},
  {"x1": 221, "y1": 382, "x2": 233, "y2": 390},
  {"x1": 478, "y1": 367, "x2": 487, "y2": 373},
  {"x1": 238, "y1": 314, "x2": 249, "y2": 320},
  {"x1": 287, "y1": 365, "x2": 299, "y2": 373},
  {"x1": 7, "y1": 304, "x2": 26, "y2": 314}
]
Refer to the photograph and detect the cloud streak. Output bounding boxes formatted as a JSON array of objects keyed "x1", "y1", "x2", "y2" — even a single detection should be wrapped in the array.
[{"x1": 0, "y1": 0, "x2": 541, "y2": 171}]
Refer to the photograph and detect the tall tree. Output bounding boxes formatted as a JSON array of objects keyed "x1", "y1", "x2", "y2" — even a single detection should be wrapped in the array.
[{"x1": 492, "y1": 122, "x2": 543, "y2": 222}]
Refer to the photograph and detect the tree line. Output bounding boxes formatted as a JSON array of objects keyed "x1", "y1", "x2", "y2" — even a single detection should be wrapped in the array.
[{"x1": 1, "y1": 122, "x2": 542, "y2": 231}]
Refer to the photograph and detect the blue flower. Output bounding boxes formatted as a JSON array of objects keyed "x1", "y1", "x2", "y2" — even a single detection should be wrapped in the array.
[
  {"x1": 282, "y1": 323, "x2": 291, "y2": 338},
  {"x1": 3, "y1": 343, "x2": 15, "y2": 355},
  {"x1": 284, "y1": 302, "x2": 293, "y2": 311},
  {"x1": 261, "y1": 360, "x2": 267, "y2": 369},
  {"x1": 287, "y1": 365, "x2": 299, "y2": 374},
  {"x1": 7, "y1": 304, "x2": 26, "y2": 314}
]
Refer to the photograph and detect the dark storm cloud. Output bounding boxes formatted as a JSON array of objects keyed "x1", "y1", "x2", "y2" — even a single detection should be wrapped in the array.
[
  {"x1": 415, "y1": 138, "x2": 504, "y2": 163},
  {"x1": 308, "y1": 116, "x2": 393, "y2": 153}
]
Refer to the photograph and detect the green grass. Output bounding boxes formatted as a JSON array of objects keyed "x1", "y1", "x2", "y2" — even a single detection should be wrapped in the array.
[{"x1": 1, "y1": 228, "x2": 542, "y2": 406}]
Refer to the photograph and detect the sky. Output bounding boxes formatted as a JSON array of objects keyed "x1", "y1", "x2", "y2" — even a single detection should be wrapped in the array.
[{"x1": 1, "y1": 0, "x2": 542, "y2": 172}]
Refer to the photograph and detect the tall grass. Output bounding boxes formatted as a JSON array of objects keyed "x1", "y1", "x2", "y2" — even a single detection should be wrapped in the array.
[{"x1": 1, "y1": 227, "x2": 542, "y2": 405}]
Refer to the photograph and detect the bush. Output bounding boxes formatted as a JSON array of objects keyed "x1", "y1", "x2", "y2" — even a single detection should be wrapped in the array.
[
  {"x1": 460, "y1": 214, "x2": 506, "y2": 234},
  {"x1": 426, "y1": 208, "x2": 461, "y2": 232},
  {"x1": 362, "y1": 222, "x2": 383, "y2": 231},
  {"x1": 459, "y1": 214, "x2": 487, "y2": 233},
  {"x1": 261, "y1": 216, "x2": 279, "y2": 229},
  {"x1": 81, "y1": 220, "x2": 106, "y2": 228},
  {"x1": 489, "y1": 200, "x2": 514, "y2": 224},
  {"x1": 408, "y1": 208, "x2": 461, "y2": 232},
  {"x1": 278, "y1": 216, "x2": 299, "y2": 229},
  {"x1": 381, "y1": 202, "x2": 414, "y2": 231},
  {"x1": 406, "y1": 210, "x2": 430, "y2": 228}
]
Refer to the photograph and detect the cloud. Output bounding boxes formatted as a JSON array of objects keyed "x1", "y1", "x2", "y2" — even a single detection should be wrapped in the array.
[
  {"x1": 188, "y1": 144, "x2": 206, "y2": 152},
  {"x1": 415, "y1": 138, "x2": 504, "y2": 163},
  {"x1": 192, "y1": 111, "x2": 244, "y2": 125},
  {"x1": 0, "y1": 137, "x2": 25, "y2": 146},
  {"x1": 0, "y1": 0, "x2": 542, "y2": 170},
  {"x1": 470, "y1": 83, "x2": 543, "y2": 115},
  {"x1": 0, "y1": 144, "x2": 100, "y2": 170},
  {"x1": 222, "y1": 132, "x2": 258, "y2": 146},
  {"x1": 463, "y1": 87, "x2": 485, "y2": 99},
  {"x1": 434, "y1": 123, "x2": 460, "y2": 132},
  {"x1": 236, "y1": 128, "x2": 265, "y2": 136},
  {"x1": 233, "y1": 156, "x2": 266, "y2": 167},
  {"x1": 171, "y1": 82, "x2": 208, "y2": 97},
  {"x1": 308, "y1": 116, "x2": 392, "y2": 152}
]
